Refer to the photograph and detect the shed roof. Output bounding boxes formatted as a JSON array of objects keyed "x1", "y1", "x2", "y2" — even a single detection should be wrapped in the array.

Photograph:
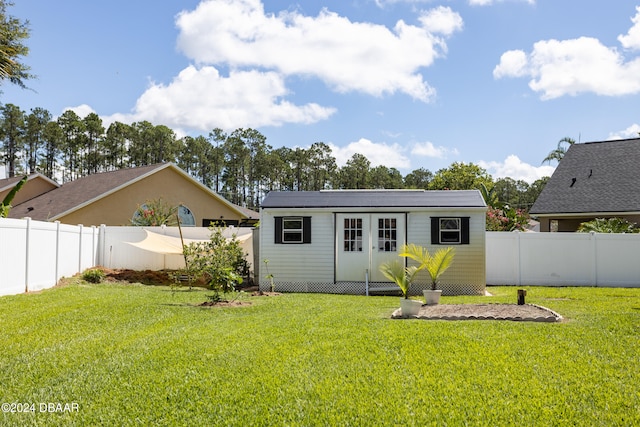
[
  {"x1": 261, "y1": 189, "x2": 486, "y2": 209},
  {"x1": 530, "y1": 138, "x2": 640, "y2": 215}
]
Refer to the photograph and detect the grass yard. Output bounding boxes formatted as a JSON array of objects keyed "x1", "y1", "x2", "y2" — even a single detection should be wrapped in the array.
[{"x1": 0, "y1": 281, "x2": 638, "y2": 426}]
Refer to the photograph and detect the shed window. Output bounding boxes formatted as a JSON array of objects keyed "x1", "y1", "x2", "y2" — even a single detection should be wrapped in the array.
[
  {"x1": 378, "y1": 218, "x2": 397, "y2": 252},
  {"x1": 344, "y1": 218, "x2": 363, "y2": 252},
  {"x1": 431, "y1": 217, "x2": 470, "y2": 245},
  {"x1": 274, "y1": 216, "x2": 311, "y2": 244}
]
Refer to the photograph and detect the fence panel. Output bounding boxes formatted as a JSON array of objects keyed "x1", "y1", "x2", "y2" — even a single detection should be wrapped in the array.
[
  {"x1": 594, "y1": 233, "x2": 640, "y2": 287},
  {"x1": 25, "y1": 220, "x2": 59, "y2": 292},
  {"x1": 0, "y1": 218, "x2": 28, "y2": 296},
  {"x1": 486, "y1": 232, "x2": 640, "y2": 288},
  {"x1": 0, "y1": 218, "x2": 99, "y2": 296}
]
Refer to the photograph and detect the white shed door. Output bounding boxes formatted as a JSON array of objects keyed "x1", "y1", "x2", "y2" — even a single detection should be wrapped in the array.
[{"x1": 335, "y1": 213, "x2": 405, "y2": 282}]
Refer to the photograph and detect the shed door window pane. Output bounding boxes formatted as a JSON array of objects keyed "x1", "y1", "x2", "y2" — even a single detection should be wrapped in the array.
[
  {"x1": 343, "y1": 218, "x2": 363, "y2": 252},
  {"x1": 440, "y1": 218, "x2": 461, "y2": 244},
  {"x1": 378, "y1": 218, "x2": 397, "y2": 252},
  {"x1": 283, "y1": 218, "x2": 303, "y2": 242}
]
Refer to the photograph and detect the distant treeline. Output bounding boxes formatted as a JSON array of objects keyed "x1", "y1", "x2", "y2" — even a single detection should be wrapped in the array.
[{"x1": 0, "y1": 104, "x2": 547, "y2": 210}]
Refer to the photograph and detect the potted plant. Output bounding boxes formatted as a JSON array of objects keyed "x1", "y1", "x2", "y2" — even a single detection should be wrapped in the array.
[
  {"x1": 379, "y1": 259, "x2": 422, "y2": 317},
  {"x1": 399, "y1": 244, "x2": 455, "y2": 305}
]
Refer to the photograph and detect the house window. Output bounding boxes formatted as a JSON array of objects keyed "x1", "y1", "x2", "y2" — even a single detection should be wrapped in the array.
[
  {"x1": 344, "y1": 218, "x2": 363, "y2": 252},
  {"x1": 431, "y1": 217, "x2": 470, "y2": 245},
  {"x1": 378, "y1": 218, "x2": 397, "y2": 252},
  {"x1": 178, "y1": 205, "x2": 195, "y2": 227},
  {"x1": 274, "y1": 216, "x2": 312, "y2": 244}
]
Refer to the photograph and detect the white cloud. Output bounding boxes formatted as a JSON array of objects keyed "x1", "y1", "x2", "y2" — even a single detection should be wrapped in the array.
[
  {"x1": 469, "y1": 0, "x2": 534, "y2": 5},
  {"x1": 494, "y1": 37, "x2": 640, "y2": 99},
  {"x1": 494, "y1": 9, "x2": 640, "y2": 99},
  {"x1": 410, "y1": 140, "x2": 453, "y2": 158},
  {"x1": 62, "y1": 104, "x2": 96, "y2": 118},
  {"x1": 176, "y1": 0, "x2": 462, "y2": 102},
  {"x1": 329, "y1": 138, "x2": 410, "y2": 169},
  {"x1": 103, "y1": 65, "x2": 335, "y2": 132},
  {"x1": 608, "y1": 123, "x2": 640, "y2": 140},
  {"x1": 479, "y1": 155, "x2": 554, "y2": 183},
  {"x1": 618, "y1": 6, "x2": 640, "y2": 50}
]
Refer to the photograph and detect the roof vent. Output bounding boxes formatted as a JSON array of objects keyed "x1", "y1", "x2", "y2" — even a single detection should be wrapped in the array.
[{"x1": 570, "y1": 178, "x2": 577, "y2": 187}]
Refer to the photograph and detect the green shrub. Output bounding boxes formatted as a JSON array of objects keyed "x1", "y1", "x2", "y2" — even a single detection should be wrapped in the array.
[{"x1": 81, "y1": 268, "x2": 106, "y2": 284}]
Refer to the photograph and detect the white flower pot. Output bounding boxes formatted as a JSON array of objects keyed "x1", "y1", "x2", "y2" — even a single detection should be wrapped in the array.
[
  {"x1": 400, "y1": 298, "x2": 422, "y2": 317},
  {"x1": 423, "y1": 289, "x2": 442, "y2": 305}
]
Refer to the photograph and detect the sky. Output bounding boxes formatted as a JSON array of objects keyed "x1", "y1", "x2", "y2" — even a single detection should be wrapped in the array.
[{"x1": 3, "y1": 0, "x2": 640, "y2": 183}]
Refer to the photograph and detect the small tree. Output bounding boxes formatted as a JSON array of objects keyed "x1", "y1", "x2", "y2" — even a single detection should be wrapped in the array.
[
  {"x1": 131, "y1": 198, "x2": 178, "y2": 226},
  {"x1": 182, "y1": 225, "x2": 247, "y2": 302}
]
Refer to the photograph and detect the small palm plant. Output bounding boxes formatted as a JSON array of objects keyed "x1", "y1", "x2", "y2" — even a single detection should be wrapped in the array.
[
  {"x1": 399, "y1": 244, "x2": 456, "y2": 291},
  {"x1": 379, "y1": 259, "x2": 419, "y2": 299}
]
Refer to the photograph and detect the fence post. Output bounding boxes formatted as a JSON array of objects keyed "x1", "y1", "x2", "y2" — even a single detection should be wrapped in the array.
[
  {"x1": 78, "y1": 224, "x2": 83, "y2": 273},
  {"x1": 591, "y1": 231, "x2": 598, "y2": 287},
  {"x1": 24, "y1": 217, "x2": 31, "y2": 293},
  {"x1": 516, "y1": 231, "x2": 522, "y2": 287},
  {"x1": 55, "y1": 221, "x2": 61, "y2": 286}
]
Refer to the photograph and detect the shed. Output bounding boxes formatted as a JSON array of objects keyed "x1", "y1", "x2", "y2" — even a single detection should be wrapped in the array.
[{"x1": 259, "y1": 189, "x2": 487, "y2": 295}]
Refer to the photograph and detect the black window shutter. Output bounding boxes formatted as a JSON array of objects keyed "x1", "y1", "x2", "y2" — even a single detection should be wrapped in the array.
[
  {"x1": 303, "y1": 217, "x2": 312, "y2": 243},
  {"x1": 461, "y1": 217, "x2": 470, "y2": 244},
  {"x1": 274, "y1": 217, "x2": 283, "y2": 244},
  {"x1": 430, "y1": 217, "x2": 440, "y2": 244}
]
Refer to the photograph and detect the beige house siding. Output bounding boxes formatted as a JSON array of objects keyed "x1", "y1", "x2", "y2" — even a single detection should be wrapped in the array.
[
  {"x1": 58, "y1": 167, "x2": 244, "y2": 226},
  {"x1": 0, "y1": 175, "x2": 58, "y2": 206}
]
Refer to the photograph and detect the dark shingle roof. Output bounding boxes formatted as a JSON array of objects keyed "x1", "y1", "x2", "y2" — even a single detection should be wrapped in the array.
[
  {"x1": 261, "y1": 190, "x2": 486, "y2": 209},
  {"x1": 9, "y1": 164, "x2": 166, "y2": 221},
  {"x1": 530, "y1": 138, "x2": 640, "y2": 215}
]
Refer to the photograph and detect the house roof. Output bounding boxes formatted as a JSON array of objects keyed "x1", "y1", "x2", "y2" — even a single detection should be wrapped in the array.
[
  {"x1": 9, "y1": 163, "x2": 257, "y2": 221},
  {"x1": 261, "y1": 189, "x2": 487, "y2": 209},
  {"x1": 0, "y1": 173, "x2": 59, "y2": 194},
  {"x1": 530, "y1": 138, "x2": 640, "y2": 215}
]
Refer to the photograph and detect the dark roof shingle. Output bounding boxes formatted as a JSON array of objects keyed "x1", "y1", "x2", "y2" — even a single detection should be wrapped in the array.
[
  {"x1": 261, "y1": 189, "x2": 486, "y2": 209},
  {"x1": 530, "y1": 138, "x2": 640, "y2": 215}
]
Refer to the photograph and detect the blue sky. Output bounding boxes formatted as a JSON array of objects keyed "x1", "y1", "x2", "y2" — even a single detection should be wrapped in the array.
[{"x1": 3, "y1": 0, "x2": 640, "y2": 183}]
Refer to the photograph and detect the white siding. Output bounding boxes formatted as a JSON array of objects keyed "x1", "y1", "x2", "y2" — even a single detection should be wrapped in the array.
[
  {"x1": 260, "y1": 207, "x2": 486, "y2": 295},
  {"x1": 407, "y1": 209, "x2": 486, "y2": 295},
  {"x1": 260, "y1": 209, "x2": 335, "y2": 289}
]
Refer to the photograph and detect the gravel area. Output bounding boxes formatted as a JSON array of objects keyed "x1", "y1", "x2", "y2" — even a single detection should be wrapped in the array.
[{"x1": 392, "y1": 303, "x2": 563, "y2": 322}]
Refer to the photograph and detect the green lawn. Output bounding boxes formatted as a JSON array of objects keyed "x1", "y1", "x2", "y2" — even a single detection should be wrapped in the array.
[{"x1": 0, "y1": 281, "x2": 638, "y2": 426}]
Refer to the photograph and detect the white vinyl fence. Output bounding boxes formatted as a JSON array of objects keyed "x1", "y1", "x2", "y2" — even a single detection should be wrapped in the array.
[
  {"x1": 2, "y1": 218, "x2": 639, "y2": 297},
  {"x1": 486, "y1": 231, "x2": 640, "y2": 287},
  {"x1": 0, "y1": 218, "x2": 99, "y2": 296}
]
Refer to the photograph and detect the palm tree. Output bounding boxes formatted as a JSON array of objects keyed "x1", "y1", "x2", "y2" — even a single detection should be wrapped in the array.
[
  {"x1": 542, "y1": 137, "x2": 575, "y2": 164},
  {"x1": 398, "y1": 244, "x2": 456, "y2": 291},
  {"x1": 379, "y1": 259, "x2": 419, "y2": 299}
]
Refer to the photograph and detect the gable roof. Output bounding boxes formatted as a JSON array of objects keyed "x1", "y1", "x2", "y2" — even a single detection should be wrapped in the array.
[
  {"x1": 9, "y1": 163, "x2": 256, "y2": 221},
  {"x1": 261, "y1": 189, "x2": 487, "y2": 209},
  {"x1": 0, "y1": 173, "x2": 59, "y2": 193},
  {"x1": 530, "y1": 138, "x2": 640, "y2": 215}
]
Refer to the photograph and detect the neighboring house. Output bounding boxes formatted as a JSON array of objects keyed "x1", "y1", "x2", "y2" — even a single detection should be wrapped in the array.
[
  {"x1": 530, "y1": 138, "x2": 640, "y2": 232},
  {"x1": 259, "y1": 189, "x2": 487, "y2": 295},
  {"x1": 0, "y1": 173, "x2": 59, "y2": 206},
  {"x1": 8, "y1": 163, "x2": 258, "y2": 227}
]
